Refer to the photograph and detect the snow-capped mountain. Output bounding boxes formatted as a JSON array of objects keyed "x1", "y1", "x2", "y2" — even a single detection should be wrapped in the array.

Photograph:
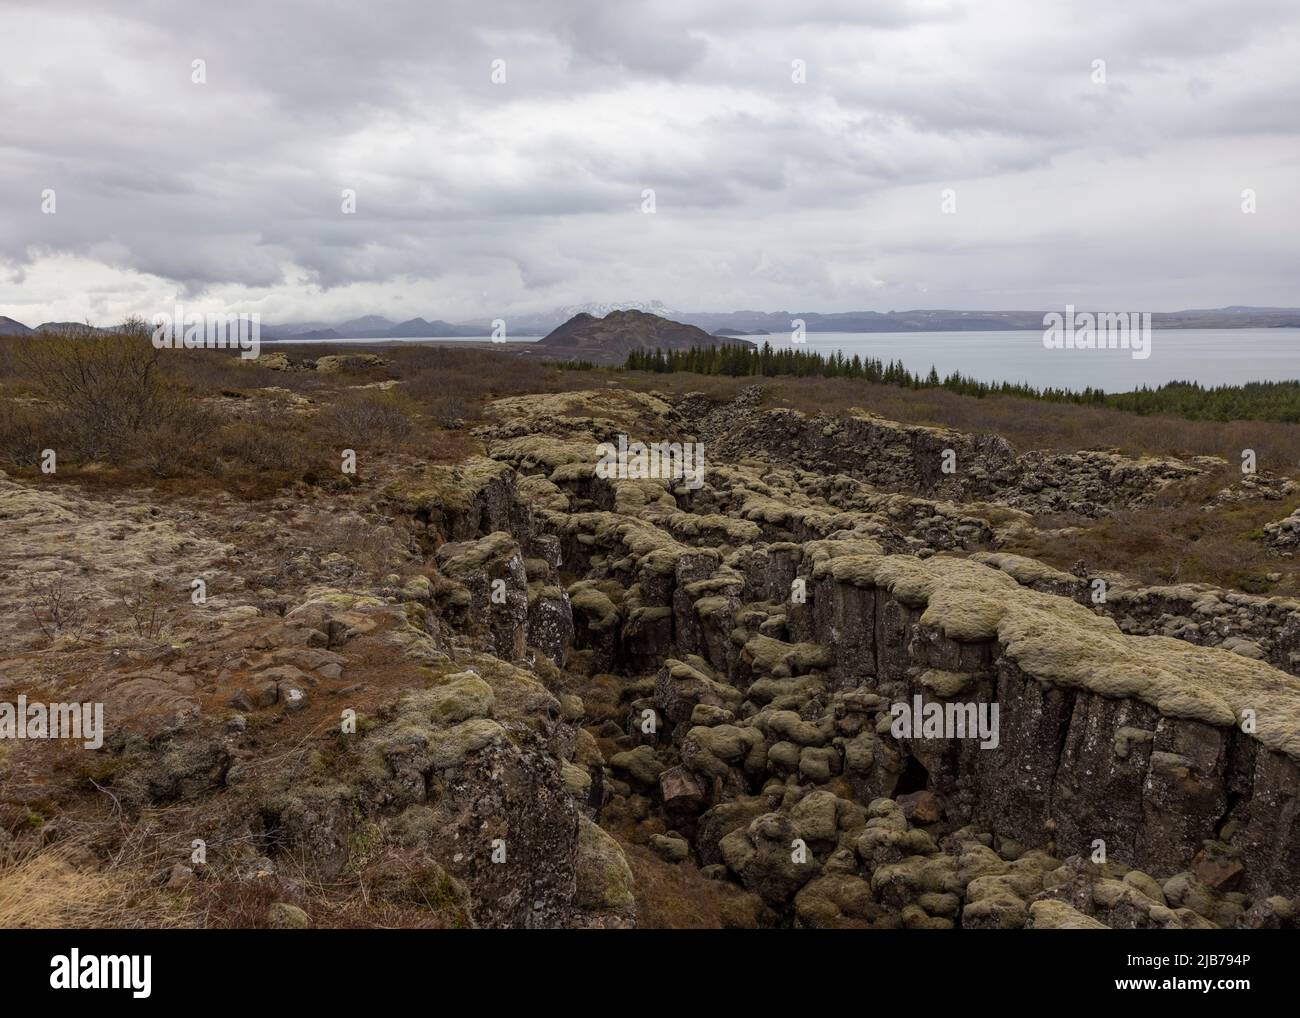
[{"x1": 557, "y1": 300, "x2": 677, "y2": 319}]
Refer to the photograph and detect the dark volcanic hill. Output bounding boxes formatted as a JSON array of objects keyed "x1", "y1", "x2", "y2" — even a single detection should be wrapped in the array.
[
  {"x1": 0, "y1": 316, "x2": 33, "y2": 336},
  {"x1": 534, "y1": 309, "x2": 753, "y2": 364}
]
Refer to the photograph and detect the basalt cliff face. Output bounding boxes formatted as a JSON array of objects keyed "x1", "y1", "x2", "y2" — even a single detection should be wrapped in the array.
[{"x1": 2, "y1": 384, "x2": 1298, "y2": 929}]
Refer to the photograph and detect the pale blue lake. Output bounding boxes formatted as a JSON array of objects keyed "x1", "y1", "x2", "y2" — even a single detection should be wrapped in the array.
[{"x1": 740, "y1": 329, "x2": 1300, "y2": 393}]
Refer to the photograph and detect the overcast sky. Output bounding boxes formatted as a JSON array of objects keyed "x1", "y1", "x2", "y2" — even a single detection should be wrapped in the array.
[{"x1": 1, "y1": 0, "x2": 1298, "y2": 325}]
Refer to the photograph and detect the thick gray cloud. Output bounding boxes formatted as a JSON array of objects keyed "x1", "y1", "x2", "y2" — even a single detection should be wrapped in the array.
[{"x1": 1, "y1": 0, "x2": 1297, "y2": 324}]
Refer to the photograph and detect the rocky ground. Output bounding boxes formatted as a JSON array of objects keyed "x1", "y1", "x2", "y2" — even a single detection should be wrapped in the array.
[{"x1": 2, "y1": 377, "x2": 1299, "y2": 929}]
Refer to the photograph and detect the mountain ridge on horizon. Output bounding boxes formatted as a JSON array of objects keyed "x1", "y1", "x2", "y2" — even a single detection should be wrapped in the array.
[{"x1": 4, "y1": 303, "x2": 1300, "y2": 340}]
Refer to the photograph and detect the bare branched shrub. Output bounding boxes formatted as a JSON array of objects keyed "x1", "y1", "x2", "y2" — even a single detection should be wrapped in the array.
[
  {"x1": 401, "y1": 351, "x2": 479, "y2": 423},
  {"x1": 0, "y1": 401, "x2": 54, "y2": 468},
  {"x1": 312, "y1": 390, "x2": 415, "y2": 449},
  {"x1": 132, "y1": 401, "x2": 225, "y2": 478},
  {"x1": 26, "y1": 576, "x2": 88, "y2": 641},
  {"x1": 405, "y1": 368, "x2": 471, "y2": 425},
  {"x1": 217, "y1": 408, "x2": 313, "y2": 473},
  {"x1": 114, "y1": 579, "x2": 173, "y2": 641},
  {"x1": 0, "y1": 335, "x2": 22, "y2": 382},
  {"x1": 309, "y1": 513, "x2": 409, "y2": 577},
  {"x1": 165, "y1": 347, "x2": 320, "y2": 394},
  {"x1": 14, "y1": 319, "x2": 186, "y2": 462}
]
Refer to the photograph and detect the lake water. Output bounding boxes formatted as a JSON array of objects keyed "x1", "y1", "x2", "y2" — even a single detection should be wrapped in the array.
[
  {"x1": 275, "y1": 328, "x2": 1300, "y2": 393},
  {"x1": 752, "y1": 329, "x2": 1300, "y2": 392}
]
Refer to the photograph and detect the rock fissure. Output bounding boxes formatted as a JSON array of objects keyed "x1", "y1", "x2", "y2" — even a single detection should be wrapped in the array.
[{"x1": 4, "y1": 383, "x2": 1297, "y2": 929}]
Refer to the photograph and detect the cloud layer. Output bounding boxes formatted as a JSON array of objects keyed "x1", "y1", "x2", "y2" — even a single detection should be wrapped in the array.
[{"x1": 2, "y1": 0, "x2": 1298, "y2": 324}]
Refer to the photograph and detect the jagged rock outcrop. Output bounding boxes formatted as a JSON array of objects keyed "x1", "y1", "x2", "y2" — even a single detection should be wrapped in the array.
[
  {"x1": 687, "y1": 396, "x2": 1213, "y2": 518},
  {"x1": 466, "y1": 388, "x2": 1300, "y2": 924},
  {"x1": 1266, "y1": 505, "x2": 1300, "y2": 552}
]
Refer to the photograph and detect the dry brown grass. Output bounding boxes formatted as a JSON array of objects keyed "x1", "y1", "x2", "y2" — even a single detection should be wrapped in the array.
[
  {"x1": 0, "y1": 840, "x2": 184, "y2": 929},
  {"x1": 389, "y1": 345, "x2": 607, "y2": 422},
  {"x1": 3, "y1": 828, "x2": 758, "y2": 929},
  {"x1": 164, "y1": 347, "x2": 329, "y2": 395},
  {"x1": 0, "y1": 834, "x2": 465, "y2": 929},
  {"x1": 181, "y1": 868, "x2": 465, "y2": 929},
  {"x1": 1009, "y1": 476, "x2": 1300, "y2": 593},
  {"x1": 621, "y1": 842, "x2": 776, "y2": 929},
  {"x1": 0, "y1": 845, "x2": 116, "y2": 927}
]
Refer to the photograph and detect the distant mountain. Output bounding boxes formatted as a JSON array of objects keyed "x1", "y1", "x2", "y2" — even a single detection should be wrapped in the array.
[
  {"x1": 532, "y1": 310, "x2": 752, "y2": 364},
  {"x1": 336, "y1": 315, "x2": 396, "y2": 334},
  {"x1": 6, "y1": 305, "x2": 1300, "y2": 345},
  {"x1": 35, "y1": 321, "x2": 105, "y2": 333},
  {"x1": 259, "y1": 321, "x2": 332, "y2": 338},
  {"x1": 1140, "y1": 308, "x2": 1300, "y2": 329},
  {"x1": 421, "y1": 304, "x2": 1300, "y2": 335},
  {"x1": 385, "y1": 317, "x2": 490, "y2": 338},
  {"x1": 671, "y1": 307, "x2": 1300, "y2": 334},
  {"x1": 258, "y1": 315, "x2": 494, "y2": 340}
]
